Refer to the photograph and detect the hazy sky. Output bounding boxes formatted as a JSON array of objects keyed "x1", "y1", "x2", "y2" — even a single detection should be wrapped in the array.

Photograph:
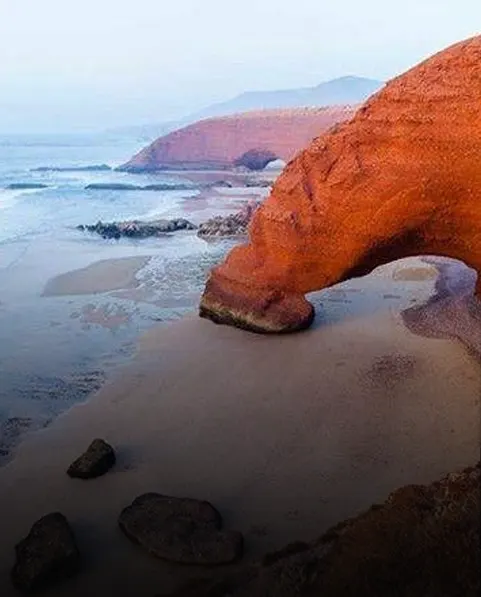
[{"x1": 0, "y1": 0, "x2": 479, "y2": 133}]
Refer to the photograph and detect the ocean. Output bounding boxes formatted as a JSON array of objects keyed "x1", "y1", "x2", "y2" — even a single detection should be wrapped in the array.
[{"x1": 0, "y1": 133, "x2": 262, "y2": 461}]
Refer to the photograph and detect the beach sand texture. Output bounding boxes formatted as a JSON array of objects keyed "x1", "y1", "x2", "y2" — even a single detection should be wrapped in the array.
[
  {"x1": 42, "y1": 256, "x2": 151, "y2": 297},
  {"x1": 0, "y1": 258, "x2": 479, "y2": 596}
]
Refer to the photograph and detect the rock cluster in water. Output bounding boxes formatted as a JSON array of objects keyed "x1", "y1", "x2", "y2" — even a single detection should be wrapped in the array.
[
  {"x1": 77, "y1": 218, "x2": 196, "y2": 239},
  {"x1": 200, "y1": 35, "x2": 481, "y2": 333},
  {"x1": 197, "y1": 201, "x2": 261, "y2": 238}
]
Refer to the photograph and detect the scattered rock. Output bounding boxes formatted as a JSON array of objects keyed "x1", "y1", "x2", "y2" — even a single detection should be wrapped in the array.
[
  {"x1": 77, "y1": 218, "x2": 197, "y2": 239},
  {"x1": 67, "y1": 438, "x2": 116, "y2": 479},
  {"x1": 118, "y1": 493, "x2": 243, "y2": 565},
  {"x1": 6, "y1": 183, "x2": 48, "y2": 190},
  {"x1": 244, "y1": 179, "x2": 272, "y2": 188},
  {"x1": 32, "y1": 164, "x2": 111, "y2": 172},
  {"x1": 84, "y1": 182, "x2": 196, "y2": 191},
  {"x1": 11, "y1": 512, "x2": 80, "y2": 592},
  {"x1": 85, "y1": 183, "x2": 142, "y2": 191},
  {"x1": 197, "y1": 201, "x2": 261, "y2": 239}
]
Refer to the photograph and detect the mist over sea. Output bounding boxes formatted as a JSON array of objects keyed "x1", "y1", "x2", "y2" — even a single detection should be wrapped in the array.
[{"x1": 0, "y1": 133, "x2": 244, "y2": 461}]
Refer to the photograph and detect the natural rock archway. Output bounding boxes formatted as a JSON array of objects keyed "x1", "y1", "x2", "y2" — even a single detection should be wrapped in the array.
[
  {"x1": 199, "y1": 36, "x2": 481, "y2": 333},
  {"x1": 234, "y1": 148, "x2": 279, "y2": 171}
]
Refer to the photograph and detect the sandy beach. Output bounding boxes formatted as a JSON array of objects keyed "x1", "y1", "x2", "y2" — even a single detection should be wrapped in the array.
[
  {"x1": 42, "y1": 256, "x2": 151, "y2": 297},
  {"x1": 0, "y1": 256, "x2": 479, "y2": 596}
]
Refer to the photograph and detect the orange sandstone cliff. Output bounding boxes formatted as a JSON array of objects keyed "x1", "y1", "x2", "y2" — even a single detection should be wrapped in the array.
[
  {"x1": 199, "y1": 36, "x2": 481, "y2": 333},
  {"x1": 119, "y1": 107, "x2": 356, "y2": 171}
]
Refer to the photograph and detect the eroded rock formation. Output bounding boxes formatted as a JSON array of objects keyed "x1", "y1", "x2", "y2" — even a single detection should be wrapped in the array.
[
  {"x1": 119, "y1": 107, "x2": 355, "y2": 172},
  {"x1": 167, "y1": 462, "x2": 480, "y2": 596},
  {"x1": 200, "y1": 36, "x2": 481, "y2": 333}
]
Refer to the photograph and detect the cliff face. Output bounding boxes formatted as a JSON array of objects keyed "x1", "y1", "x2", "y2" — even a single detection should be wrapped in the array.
[
  {"x1": 119, "y1": 107, "x2": 356, "y2": 171},
  {"x1": 199, "y1": 35, "x2": 481, "y2": 333}
]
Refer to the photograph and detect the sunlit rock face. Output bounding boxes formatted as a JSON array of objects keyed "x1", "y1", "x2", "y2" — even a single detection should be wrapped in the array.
[
  {"x1": 119, "y1": 107, "x2": 356, "y2": 171},
  {"x1": 200, "y1": 36, "x2": 481, "y2": 333}
]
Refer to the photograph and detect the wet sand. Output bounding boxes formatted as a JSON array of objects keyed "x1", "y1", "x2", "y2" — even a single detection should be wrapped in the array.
[
  {"x1": 0, "y1": 258, "x2": 479, "y2": 596},
  {"x1": 42, "y1": 256, "x2": 151, "y2": 296}
]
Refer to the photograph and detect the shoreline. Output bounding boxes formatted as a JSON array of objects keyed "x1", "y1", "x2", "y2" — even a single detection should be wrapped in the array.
[{"x1": 0, "y1": 256, "x2": 479, "y2": 595}]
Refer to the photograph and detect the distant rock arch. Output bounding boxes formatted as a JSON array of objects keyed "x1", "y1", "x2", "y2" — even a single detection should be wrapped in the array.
[{"x1": 233, "y1": 149, "x2": 279, "y2": 171}]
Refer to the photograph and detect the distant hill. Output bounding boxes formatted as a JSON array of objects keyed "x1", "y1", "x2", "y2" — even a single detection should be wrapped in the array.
[
  {"x1": 107, "y1": 76, "x2": 383, "y2": 142},
  {"x1": 184, "y1": 76, "x2": 383, "y2": 122},
  {"x1": 119, "y1": 106, "x2": 356, "y2": 172}
]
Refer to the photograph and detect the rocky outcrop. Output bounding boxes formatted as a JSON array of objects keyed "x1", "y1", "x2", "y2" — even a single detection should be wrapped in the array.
[
  {"x1": 166, "y1": 462, "x2": 480, "y2": 596},
  {"x1": 197, "y1": 201, "x2": 261, "y2": 239},
  {"x1": 199, "y1": 36, "x2": 481, "y2": 333},
  {"x1": 11, "y1": 513, "x2": 80, "y2": 592},
  {"x1": 119, "y1": 107, "x2": 356, "y2": 172},
  {"x1": 118, "y1": 493, "x2": 244, "y2": 565},
  {"x1": 77, "y1": 218, "x2": 196, "y2": 239}
]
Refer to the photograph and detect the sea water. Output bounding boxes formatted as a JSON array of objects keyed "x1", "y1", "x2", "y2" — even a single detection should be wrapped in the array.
[{"x1": 0, "y1": 133, "x2": 242, "y2": 460}]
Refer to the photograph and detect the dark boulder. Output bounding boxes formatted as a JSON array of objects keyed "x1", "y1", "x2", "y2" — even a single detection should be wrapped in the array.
[
  {"x1": 118, "y1": 493, "x2": 244, "y2": 565},
  {"x1": 11, "y1": 512, "x2": 80, "y2": 592},
  {"x1": 67, "y1": 438, "x2": 116, "y2": 479}
]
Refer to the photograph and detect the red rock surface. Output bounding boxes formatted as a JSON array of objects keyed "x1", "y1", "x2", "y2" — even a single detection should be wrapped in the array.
[
  {"x1": 200, "y1": 36, "x2": 481, "y2": 333},
  {"x1": 120, "y1": 107, "x2": 356, "y2": 171}
]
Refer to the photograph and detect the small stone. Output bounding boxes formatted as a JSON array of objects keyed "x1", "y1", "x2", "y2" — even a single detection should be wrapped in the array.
[
  {"x1": 67, "y1": 438, "x2": 116, "y2": 479},
  {"x1": 118, "y1": 493, "x2": 244, "y2": 565},
  {"x1": 11, "y1": 512, "x2": 80, "y2": 592}
]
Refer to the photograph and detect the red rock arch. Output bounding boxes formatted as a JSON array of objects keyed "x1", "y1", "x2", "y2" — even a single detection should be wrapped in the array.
[{"x1": 200, "y1": 36, "x2": 481, "y2": 333}]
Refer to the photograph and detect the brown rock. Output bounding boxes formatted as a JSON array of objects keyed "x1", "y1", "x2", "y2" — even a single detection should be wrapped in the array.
[
  {"x1": 120, "y1": 107, "x2": 356, "y2": 172},
  {"x1": 118, "y1": 493, "x2": 243, "y2": 565},
  {"x1": 11, "y1": 512, "x2": 80, "y2": 592},
  {"x1": 67, "y1": 438, "x2": 116, "y2": 479},
  {"x1": 199, "y1": 36, "x2": 481, "y2": 333}
]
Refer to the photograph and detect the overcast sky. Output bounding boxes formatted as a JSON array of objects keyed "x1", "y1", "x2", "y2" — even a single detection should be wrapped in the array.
[{"x1": 0, "y1": 0, "x2": 479, "y2": 133}]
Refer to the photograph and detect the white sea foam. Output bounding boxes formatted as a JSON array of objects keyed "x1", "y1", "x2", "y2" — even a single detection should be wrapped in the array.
[{"x1": 0, "y1": 188, "x2": 43, "y2": 210}]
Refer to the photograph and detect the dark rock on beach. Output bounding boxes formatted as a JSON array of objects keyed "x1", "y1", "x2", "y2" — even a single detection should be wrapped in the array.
[
  {"x1": 6, "y1": 183, "x2": 48, "y2": 190},
  {"x1": 197, "y1": 201, "x2": 261, "y2": 239},
  {"x1": 11, "y1": 512, "x2": 80, "y2": 592},
  {"x1": 77, "y1": 218, "x2": 197, "y2": 239},
  {"x1": 67, "y1": 438, "x2": 116, "y2": 479},
  {"x1": 118, "y1": 493, "x2": 244, "y2": 565}
]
